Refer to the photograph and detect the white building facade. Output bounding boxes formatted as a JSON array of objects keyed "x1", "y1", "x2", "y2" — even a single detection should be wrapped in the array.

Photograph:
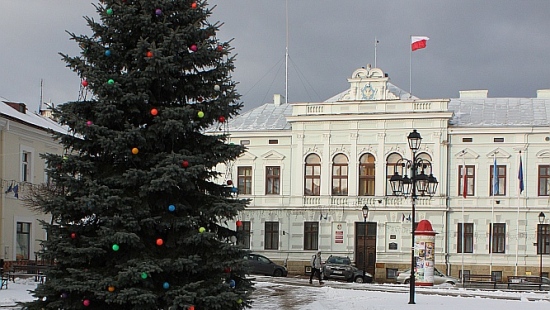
[
  {"x1": 215, "y1": 67, "x2": 550, "y2": 283},
  {"x1": 0, "y1": 100, "x2": 66, "y2": 265}
]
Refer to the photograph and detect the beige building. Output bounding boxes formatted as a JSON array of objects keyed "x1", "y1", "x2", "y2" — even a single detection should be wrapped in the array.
[
  {"x1": 0, "y1": 100, "x2": 66, "y2": 264},
  {"x1": 215, "y1": 66, "x2": 550, "y2": 283}
]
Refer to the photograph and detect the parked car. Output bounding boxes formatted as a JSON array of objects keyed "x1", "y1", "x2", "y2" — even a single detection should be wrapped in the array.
[
  {"x1": 396, "y1": 268, "x2": 459, "y2": 285},
  {"x1": 244, "y1": 253, "x2": 288, "y2": 277},
  {"x1": 321, "y1": 255, "x2": 373, "y2": 283}
]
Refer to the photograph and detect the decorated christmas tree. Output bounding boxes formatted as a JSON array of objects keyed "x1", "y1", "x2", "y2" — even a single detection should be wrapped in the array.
[{"x1": 23, "y1": 1, "x2": 252, "y2": 309}]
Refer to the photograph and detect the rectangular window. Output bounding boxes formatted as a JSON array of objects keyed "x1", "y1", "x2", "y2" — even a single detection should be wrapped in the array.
[
  {"x1": 459, "y1": 269, "x2": 470, "y2": 280},
  {"x1": 16, "y1": 222, "x2": 31, "y2": 260},
  {"x1": 538, "y1": 165, "x2": 550, "y2": 196},
  {"x1": 494, "y1": 138, "x2": 504, "y2": 142},
  {"x1": 304, "y1": 222, "x2": 319, "y2": 250},
  {"x1": 490, "y1": 165, "x2": 506, "y2": 196},
  {"x1": 240, "y1": 140, "x2": 250, "y2": 146},
  {"x1": 265, "y1": 166, "x2": 280, "y2": 195},
  {"x1": 490, "y1": 223, "x2": 506, "y2": 253},
  {"x1": 457, "y1": 223, "x2": 474, "y2": 253},
  {"x1": 459, "y1": 165, "x2": 475, "y2": 197},
  {"x1": 462, "y1": 138, "x2": 473, "y2": 142},
  {"x1": 236, "y1": 221, "x2": 251, "y2": 249},
  {"x1": 237, "y1": 166, "x2": 252, "y2": 195},
  {"x1": 332, "y1": 163, "x2": 348, "y2": 196},
  {"x1": 305, "y1": 163, "x2": 321, "y2": 196},
  {"x1": 537, "y1": 224, "x2": 550, "y2": 255},
  {"x1": 386, "y1": 268, "x2": 399, "y2": 279},
  {"x1": 264, "y1": 222, "x2": 279, "y2": 250},
  {"x1": 359, "y1": 157, "x2": 375, "y2": 196},
  {"x1": 22, "y1": 151, "x2": 31, "y2": 182},
  {"x1": 268, "y1": 139, "x2": 278, "y2": 144}
]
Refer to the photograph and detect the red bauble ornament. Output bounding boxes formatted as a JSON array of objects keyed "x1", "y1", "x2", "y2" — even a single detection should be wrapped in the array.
[
  {"x1": 71, "y1": 232, "x2": 77, "y2": 239},
  {"x1": 190, "y1": 44, "x2": 198, "y2": 52},
  {"x1": 218, "y1": 116, "x2": 225, "y2": 123},
  {"x1": 182, "y1": 160, "x2": 189, "y2": 168},
  {"x1": 217, "y1": 45, "x2": 223, "y2": 52},
  {"x1": 227, "y1": 180, "x2": 233, "y2": 186},
  {"x1": 191, "y1": 2, "x2": 197, "y2": 9},
  {"x1": 197, "y1": 96, "x2": 203, "y2": 102},
  {"x1": 150, "y1": 108, "x2": 158, "y2": 116},
  {"x1": 82, "y1": 80, "x2": 88, "y2": 87},
  {"x1": 156, "y1": 238, "x2": 164, "y2": 246},
  {"x1": 236, "y1": 220, "x2": 243, "y2": 227},
  {"x1": 146, "y1": 51, "x2": 153, "y2": 58}
]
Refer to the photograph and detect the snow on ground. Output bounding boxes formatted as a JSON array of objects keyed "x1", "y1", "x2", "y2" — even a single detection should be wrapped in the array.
[{"x1": 1, "y1": 276, "x2": 550, "y2": 309}]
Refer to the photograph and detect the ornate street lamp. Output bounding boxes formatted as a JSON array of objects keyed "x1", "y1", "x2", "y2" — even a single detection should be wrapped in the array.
[
  {"x1": 539, "y1": 212, "x2": 546, "y2": 284},
  {"x1": 361, "y1": 205, "x2": 369, "y2": 280},
  {"x1": 389, "y1": 130, "x2": 438, "y2": 304}
]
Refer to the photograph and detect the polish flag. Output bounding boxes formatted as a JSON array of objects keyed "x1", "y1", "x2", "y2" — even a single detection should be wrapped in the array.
[{"x1": 411, "y1": 36, "x2": 429, "y2": 51}]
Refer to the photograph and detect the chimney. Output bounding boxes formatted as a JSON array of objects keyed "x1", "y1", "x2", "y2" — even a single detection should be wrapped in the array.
[
  {"x1": 537, "y1": 89, "x2": 550, "y2": 99},
  {"x1": 5, "y1": 102, "x2": 27, "y2": 114},
  {"x1": 459, "y1": 90, "x2": 488, "y2": 99},
  {"x1": 273, "y1": 94, "x2": 285, "y2": 106}
]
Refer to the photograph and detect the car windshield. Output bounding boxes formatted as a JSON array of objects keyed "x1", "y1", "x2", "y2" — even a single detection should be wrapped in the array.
[{"x1": 326, "y1": 256, "x2": 351, "y2": 264}]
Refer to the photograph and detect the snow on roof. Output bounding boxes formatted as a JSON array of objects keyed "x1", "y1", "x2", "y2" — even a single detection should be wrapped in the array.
[
  {"x1": 448, "y1": 97, "x2": 550, "y2": 127},
  {"x1": 0, "y1": 100, "x2": 69, "y2": 134},
  {"x1": 224, "y1": 102, "x2": 292, "y2": 132}
]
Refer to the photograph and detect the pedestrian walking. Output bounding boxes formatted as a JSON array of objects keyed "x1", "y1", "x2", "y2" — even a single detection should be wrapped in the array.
[{"x1": 309, "y1": 251, "x2": 324, "y2": 284}]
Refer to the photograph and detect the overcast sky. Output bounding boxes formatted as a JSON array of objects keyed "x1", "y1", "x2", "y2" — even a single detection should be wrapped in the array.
[{"x1": 1, "y1": 0, "x2": 549, "y2": 114}]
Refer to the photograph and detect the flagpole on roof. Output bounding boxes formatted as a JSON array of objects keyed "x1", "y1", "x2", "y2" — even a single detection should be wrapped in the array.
[
  {"x1": 409, "y1": 35, "x2": 412, "y2": 97},
  {"x1": 285, "y1": 0, "x2": 289, "y2": 104},
  {"x1": 374, "y1": 37, "x2": 379, "y2": 68}
]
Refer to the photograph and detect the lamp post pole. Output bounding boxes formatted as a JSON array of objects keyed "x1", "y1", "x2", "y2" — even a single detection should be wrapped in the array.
[
  {"x1": 539, "y1": 212, "x2": 546, "y2": 284},
  {"x1": 389, "y1": 130, "x2": 438, "y2": 305},
  {"x1": 362, "y1": 205, "x2": 369, "y2": 280},
  {"x1": 409, "y1": 152, "x2": 417, "y2": 304}
]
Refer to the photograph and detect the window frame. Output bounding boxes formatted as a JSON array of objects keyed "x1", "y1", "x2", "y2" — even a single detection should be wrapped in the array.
[
  {"x1": 459, "y1": 165, "x2": 476, "y2": 197},
  {"x1": 490, "y1": 164, "x2": 506, "y2": 196},
  {"x1": 538, "y1": 165, "x2": 550, "y2": 196},
  {"x1": 457, "y1": 223, "x2": 474, "y2": 253},
  {"x1": 490, "y1": 223, "x2": 506, "y2": 254},
  {"x1": 16, "y1": 222, "x2": 31, "y2": 260},
  {"x1": 265, "y1": 166, "x2": 281, "y2": 195},
  {"x1": 304, "y1": 154, "x2": 321, "y2": 196},
  {"x1": 537, "y1": 223, "x2": 550, "y2": 255},
  {"x1": 237, "y1": 166, "x2": 253, "y2": 195},
  {"x1": 359, "y1": 153, "x2": 375, "y2": 196},
  {"x1": 264, "y1": 221, "x2": 279, "y2": 250},
  {"x1": 331, "y1": 154, "x2": 349, "y2": 196},
  {"x1": 237, "y1": 221, "x2": 251, "y2": 249},
  {"x1": 304, "y1": 221, "x2": 319, "y2": 250}
]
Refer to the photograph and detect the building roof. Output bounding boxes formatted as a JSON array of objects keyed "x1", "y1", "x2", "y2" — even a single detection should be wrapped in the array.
[
  {"x1": 0, "y1": 100, "x2": 69, "y2": 134},
  {"x1": 226, "y1": 102, "x2": 293, "y2": 132},
  {"x1": 448, "y1": 98, "x2": 550, "y2": 127}
]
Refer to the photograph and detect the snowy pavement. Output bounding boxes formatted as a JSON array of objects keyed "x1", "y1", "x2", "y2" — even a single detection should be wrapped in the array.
[{"x1": 2, "y1": 276, "x2": 550, "y2": 309}]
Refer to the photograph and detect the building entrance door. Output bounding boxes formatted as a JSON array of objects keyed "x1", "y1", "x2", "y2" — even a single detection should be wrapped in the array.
[{"x1": 356, "y1": 222, "x2": 377, "y2": 277}]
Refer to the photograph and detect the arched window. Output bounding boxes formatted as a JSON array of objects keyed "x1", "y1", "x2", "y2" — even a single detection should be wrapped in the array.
[
  {"x1": 386, "y1": 153, "x2": 403, "y2": 195},
  {"x1": 332, "y1": 154, "x2": 349, "y2": 196},
  {"x1": 359, "y1": 153, "x2": 375, "y2": 196},
  {"x1": 305, "y1": 154, "x2": 321, "y2": 196}
]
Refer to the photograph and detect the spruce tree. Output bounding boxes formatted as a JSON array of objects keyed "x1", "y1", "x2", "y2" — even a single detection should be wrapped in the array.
[{"x1": 23, "y1": 1, "x2": 252, "y2": 309}]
